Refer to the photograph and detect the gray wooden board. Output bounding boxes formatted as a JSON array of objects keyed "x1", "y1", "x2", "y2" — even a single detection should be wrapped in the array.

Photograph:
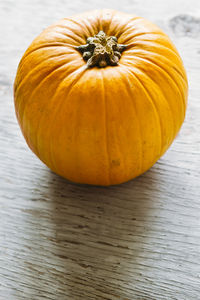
[{"x1": 0, "y1": 0, "x2": 200, "y2": 299}]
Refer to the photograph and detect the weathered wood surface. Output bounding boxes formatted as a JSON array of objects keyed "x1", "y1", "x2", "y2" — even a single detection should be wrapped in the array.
[{"x1": 0, "y1": 0, "x2": 200, "y2": 299}]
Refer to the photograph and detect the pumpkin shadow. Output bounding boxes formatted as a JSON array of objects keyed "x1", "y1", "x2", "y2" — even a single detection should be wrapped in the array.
[{"x1": 47, "y1": 167, "x2": 160, "y2": 299}]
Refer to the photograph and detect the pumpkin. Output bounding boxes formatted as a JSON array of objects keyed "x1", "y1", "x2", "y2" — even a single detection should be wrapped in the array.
[{"x1": 14, "y1": 9, "x2": 188, "y2": 186}]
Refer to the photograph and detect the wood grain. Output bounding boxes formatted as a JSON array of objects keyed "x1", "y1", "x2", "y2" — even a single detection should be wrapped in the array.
[{"x1": 0, "y1": 0, "x2": 200, "y2": 299}]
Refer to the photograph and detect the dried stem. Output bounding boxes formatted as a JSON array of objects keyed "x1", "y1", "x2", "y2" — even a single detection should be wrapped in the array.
[{"x1": 75, "y1": 31, "x2": 126, "y2": 68}]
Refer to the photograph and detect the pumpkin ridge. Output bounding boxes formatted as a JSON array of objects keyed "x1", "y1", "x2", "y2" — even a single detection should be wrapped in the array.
[
  {"x1": 65, "y1": 17, "x2": 95, "y2": 41},
  {"x1": 136, "y1": 62, "x2": 177, "y2": 140},
  {"x1": 33, "y1": 66, "x2": 86, "y2": 172},
  {"x1": 127, "y1": 40, "x2": 185, "y2": 68},
  {"x1": 45, "y1": 30, "x2": 82, "y2": 45},
  {"x1": 16, "y1": 49, "x2": 75, "y2": 89},
  {"x1": 99, "y1": 9, "x2": 111, "y2": 33},
  {"x1": 127, "y1": 44, "x2": 186, "y2": 82},
  {"x1": 20, "y1": 42, "x2": 72, "y2": 66},
  {"x1": 48, "y1": 65, "x2": 87, "y2": 172},
  {"x1": 107, "y1": 9, "x2": 116, "y2": 35},
  {"x1": 108, "y1": 80, "x2": 126, "y2": 181},
  {"x1": 136, "y1": 53, "x2": 187, "y2": 115},
  {"x1": 97, "y1": 9, "x2": 103, "y2": 32},
  {"x1": 124, "y1": 50, "x2": 186, "y2": 93},
  {"x1": 136, "y1": 51, "x2": 187, "y2": 91},
  {"x1": 64, "y1": 17, "x2": 85, "y2": 30},
  {"x1": 20, "y1": 62, "x2": 75, "y2": 147},
  {"x1": 15, "y1": 60, "x2": 66, "y2": 125},
  {"x1": 56, "y1": 32, "x2": 85, "y2": 46},
  {"x1": 81, "y1": 17, "x2": 96, "y2": 38},
  {"x1": 132, "y1": 55, "x2": 186, "y2": 122},
  {"x1": 22, "y1": 61, "x2": 80, "y2": 156},
  {"x1": 137, "y1": 49, "x2": 186, "y2": 81},
  {"x1": 132, "y1": 65, "x2": 176, "y2": 150},
  {"x1": 15, "y1": 54, "x2": 72, "y2": 99},
  {"x1": 106, "y1": 10, "x2": 119, "y2": 37},
  {"x1": 15, "y1": 58, "x2": 76, "y2": 127},
  {"x1": 122, "y1": 65, "x2": 163, "y2": 161},
  {"x1": 124, "y1": 65, "x2": 163, "y2": 155},
  {"x1": 114, "y1": 16, "x2": 142, "y2": 39},
  {"x1": 121, "y1": 31, "x2": 163, "y2": 44},
  {"x1": 53, "y1": 25, "x2": 86, "y2": 44},
  {"x1": 100, "y1": 69, "x2": 110, "y2": 185},
  {"x1": 28, "y1": 44, "x2": 74, "y2": 58},
  {"x1": 119, "y1": 67, "x2": 143, "y2": 173}
]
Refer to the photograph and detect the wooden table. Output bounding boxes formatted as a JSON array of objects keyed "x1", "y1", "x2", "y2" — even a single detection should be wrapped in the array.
[{"x1": 0, "y1": 0, "x2": 200, "y2": 299}]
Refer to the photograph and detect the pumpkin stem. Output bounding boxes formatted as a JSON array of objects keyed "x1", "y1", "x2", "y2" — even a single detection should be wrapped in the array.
[{"x1": 75, "y1": 31, "x2": 126, "y2": 68}]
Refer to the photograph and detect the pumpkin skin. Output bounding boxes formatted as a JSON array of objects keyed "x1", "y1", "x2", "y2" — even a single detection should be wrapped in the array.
[{"x1": 14, "y1": 9, "x2": 188, "y2": 186}]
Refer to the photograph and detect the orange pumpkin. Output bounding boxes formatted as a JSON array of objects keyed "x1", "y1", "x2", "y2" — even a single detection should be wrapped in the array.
[{"x1": 14, "y1": 9, "x2": 188, "y2": 186}]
